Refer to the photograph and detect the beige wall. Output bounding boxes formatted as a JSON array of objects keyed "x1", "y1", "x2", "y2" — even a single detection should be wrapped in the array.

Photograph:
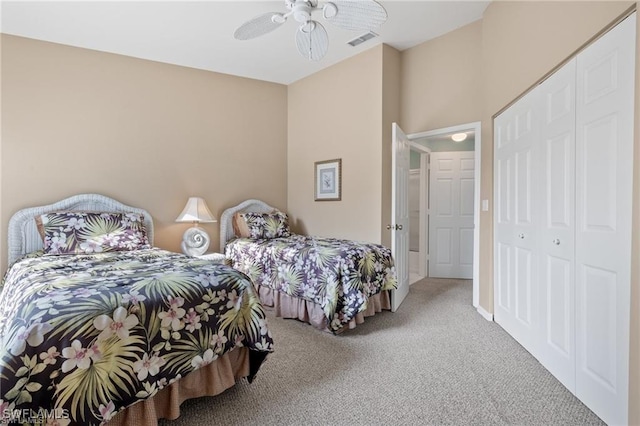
[
  {"x1": 1, "y1": 35, "x2": 288, "y2": 273},
  {"x1": 400, "y1": 19, "x2": 483, "y2": 134},
  {"x1": 288, "y1": 44, "x2": 391, "y2": 244}
]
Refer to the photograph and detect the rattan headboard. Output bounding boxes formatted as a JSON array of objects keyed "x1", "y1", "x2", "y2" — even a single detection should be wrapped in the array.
[
  {"x1": 219, "y1": 199, "x2": 276, "y2": 250},
  {"x1": 7, "y1": 193, "x2": 154, "y2": 265}
]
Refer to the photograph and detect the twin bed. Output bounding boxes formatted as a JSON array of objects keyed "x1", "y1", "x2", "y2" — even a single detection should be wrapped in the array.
[
  {"x1": 0, "y1": 194, "x2": 396, "y2": 425},
  {"x1": 0, "y1": 194, "x2": 273, "y2": 426},
  {"x1": 219, "y1": 199, "x2": 397, "y2": 334}
]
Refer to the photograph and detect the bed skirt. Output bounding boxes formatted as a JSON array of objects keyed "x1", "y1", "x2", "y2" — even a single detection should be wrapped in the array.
[
  {"x1": 107, "y1": 346, "x2": 249, "y2": 426},
  {"x1": 256, "y1": 286, "x2": 391, "y2": 333}
]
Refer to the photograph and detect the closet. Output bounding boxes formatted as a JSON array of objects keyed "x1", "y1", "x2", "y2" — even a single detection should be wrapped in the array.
[{"x1": 493, "y1": 12, "x2": 636, "y2": 426}]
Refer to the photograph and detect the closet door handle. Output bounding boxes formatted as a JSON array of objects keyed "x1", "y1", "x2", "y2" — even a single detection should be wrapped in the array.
[
  {"x1": 518, "y1": 233, "x2": 525, "y2": 239},
  {"x1": 553, "y1": 239, "x2": 561, "y2": 246}
]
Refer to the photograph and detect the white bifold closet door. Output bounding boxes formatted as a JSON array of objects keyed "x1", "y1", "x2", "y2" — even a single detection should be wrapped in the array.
[
  {"x1": 493, "y1": 87, "x2": 540, "y2": 354},
  {"x1": 493, "y1": 12, "x2": 635, "y2": 426},
  {"x1": 537, "y1": 56, "x2": 577, "y2": 393},
  {"x1": 574, "y1": 13, "x2": 635, "y2": 423}
]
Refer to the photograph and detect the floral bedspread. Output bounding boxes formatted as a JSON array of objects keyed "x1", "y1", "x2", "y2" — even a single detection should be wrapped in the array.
[
  {"x1": 0, "y1": 248, "x2": 273, "y2": 425},
  {"x1": 225, "y1": 235, "x2": 396, "y2": 332}
]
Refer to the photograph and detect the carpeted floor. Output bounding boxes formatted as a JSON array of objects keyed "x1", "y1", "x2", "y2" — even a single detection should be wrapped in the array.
[{"x1": 159, "y1": 277, "x2": 604, "y2": 426}]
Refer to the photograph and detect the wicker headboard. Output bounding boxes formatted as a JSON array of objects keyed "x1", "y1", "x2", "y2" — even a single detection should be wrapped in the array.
[
  {"x1": 7, "y1": 193, "x2": 154, "y2": 265},
  {"x1": 219, "y1": 199, "x2": 275, "y2": 250}
]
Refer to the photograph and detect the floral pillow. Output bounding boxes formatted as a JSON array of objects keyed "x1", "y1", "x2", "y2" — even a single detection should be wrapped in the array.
[
  {"x1": 35, "y1": 211, "x2": 150, "y2": 255},
  {"x1": 233, "y1": 210, "x2": 290, "y2": 239}
]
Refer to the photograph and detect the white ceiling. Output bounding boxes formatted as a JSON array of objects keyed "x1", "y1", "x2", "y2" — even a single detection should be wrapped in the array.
[{"x1": 0, "y1": 0, "x2": 489, "y2": 85}]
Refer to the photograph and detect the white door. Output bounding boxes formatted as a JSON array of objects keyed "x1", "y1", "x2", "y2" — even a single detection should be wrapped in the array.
[
  {"x1": 538, "y1": 57, "x2": 577, "y2": 391},
  {"x1": 391, "y1": 122, "x2": 410, "y2": 312},
  {"x1": 574, "y1": 13, "x2": 635, "y2": 425},
  {"x1": 493, "y1": 87, "x2": 540, "y2": 357},
  {"x1": 428, "y1": 151, "x2": 475, "y2": 279}
]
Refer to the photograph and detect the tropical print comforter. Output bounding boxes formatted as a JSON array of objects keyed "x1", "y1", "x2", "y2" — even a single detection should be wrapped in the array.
[
  {"x1": 225, "y1": 235, "x2": 397, "y2": 333},
  {"x1": 0, "y1": 248, "x2": 273, "y2": 425}
]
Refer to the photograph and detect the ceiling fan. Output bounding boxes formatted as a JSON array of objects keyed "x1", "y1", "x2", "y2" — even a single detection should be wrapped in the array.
[{"x1": 233, "y1": 0, "x2": 388, "y2": 61}]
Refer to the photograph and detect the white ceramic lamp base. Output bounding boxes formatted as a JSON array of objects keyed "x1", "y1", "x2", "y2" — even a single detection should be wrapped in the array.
[{"x1": 181, "y1": 227, "x2": 210, "y2": 256}]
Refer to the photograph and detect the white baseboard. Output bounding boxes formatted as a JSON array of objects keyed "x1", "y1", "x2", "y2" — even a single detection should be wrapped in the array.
[{"x1": 477, "y1": 305, "x2": 494, "y2": 322}]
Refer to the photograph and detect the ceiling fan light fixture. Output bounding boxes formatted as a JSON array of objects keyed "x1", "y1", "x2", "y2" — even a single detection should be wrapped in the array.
[
  {"x1": 451, "y1": 133, "x2": 468, "y2": 142},
  {"x1": 292, "y1": 1, "x2": 313, "y2": 23},
  {"x1": 234, "y1": 0, "x2": 388, "y2": 61}
]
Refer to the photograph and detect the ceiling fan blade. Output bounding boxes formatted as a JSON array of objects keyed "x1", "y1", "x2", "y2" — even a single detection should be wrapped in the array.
[
  {"x1": 323, "y1": 0, "x2": 387, "y2": 31},
  {"x1": 295, "y1": 21, "x2": 328, "y2": 61},
  {"x1": 234, "y1": 12, "x2": 286, "y2": 40}
]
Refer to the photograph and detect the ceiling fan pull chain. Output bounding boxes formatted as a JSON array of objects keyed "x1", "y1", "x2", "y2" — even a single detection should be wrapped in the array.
[{"x1": 308, "y1": 25, "x2": 312, "y2": 60}]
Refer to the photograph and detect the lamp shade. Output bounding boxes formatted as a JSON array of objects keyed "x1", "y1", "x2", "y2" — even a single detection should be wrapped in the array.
[{"x1": 175, "y1": 197, "x2": 217, "y2": 223}]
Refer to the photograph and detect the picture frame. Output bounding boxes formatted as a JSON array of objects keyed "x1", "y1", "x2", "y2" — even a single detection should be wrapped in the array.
[{"x1": 314, "y1": 158, "x2": 342, "y2": 201}]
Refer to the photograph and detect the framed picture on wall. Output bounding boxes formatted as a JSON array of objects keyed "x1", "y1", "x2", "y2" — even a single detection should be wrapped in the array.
[{"x1": 314, "y1": 158, "x2": 342, "y2": 201}]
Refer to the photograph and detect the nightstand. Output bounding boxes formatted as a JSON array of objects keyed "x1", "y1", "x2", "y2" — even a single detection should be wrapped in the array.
[{"x1": 196, "y1": 252, "x2": 227, "y2": 264}]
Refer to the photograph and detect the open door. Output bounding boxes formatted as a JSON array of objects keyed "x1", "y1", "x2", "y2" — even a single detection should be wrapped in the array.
[{"x1": 391, "y1": 123, "x2": 410, "y2": 311}]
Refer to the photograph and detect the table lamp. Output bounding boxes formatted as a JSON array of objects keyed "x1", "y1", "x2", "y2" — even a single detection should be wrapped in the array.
[{"x1": 175, "y1": 197, "x2": 217, "y2": 256}]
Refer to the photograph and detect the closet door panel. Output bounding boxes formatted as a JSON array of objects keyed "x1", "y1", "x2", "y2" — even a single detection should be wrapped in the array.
[
  {"x1": 496, "y1": 242, "x2": 512, "y2": 312},
  {"x1": 515, "y1": 150, "x2": 532, "y2": 225},
  {"x1": 497, "y1": 157, "x2": 511, "y2": 225},
  {"x1": 546, "y1": 134, "x2": 572, "y2": 228},
  {"x1": 575, "y1": 13, "x2": 635, "y2": 426},
  {"x1": 580, "y1": 264, "x2": 618, "y2": 389},
  {"x1": 515, "y1": 246, "x2": 533, "y2": 325},
  {"x1": 546, "y1": 256, "x2": 572, "y2": 354},
  {"x1": 538, "y1": 58, "x2": 576, "y2": 392},
  {"x1": 581, "y1": 116, "x2": 618, "y2": 232},
  {"x1": 495, "y1": 152, "x2": 512, "y2": 316},
  {"x1": 494, "y1": 88, "x2": 540, "y2": 356}
]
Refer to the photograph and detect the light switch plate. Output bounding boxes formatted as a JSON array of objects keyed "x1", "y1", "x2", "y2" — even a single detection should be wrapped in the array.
[{"x1": 482, "y1": 199, "x2": 489, "y2": 211}]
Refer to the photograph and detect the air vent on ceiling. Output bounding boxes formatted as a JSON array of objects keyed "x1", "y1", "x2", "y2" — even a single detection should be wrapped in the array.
[{"x1": 347, "y1": 31, "x2": 378, "y2": 47}]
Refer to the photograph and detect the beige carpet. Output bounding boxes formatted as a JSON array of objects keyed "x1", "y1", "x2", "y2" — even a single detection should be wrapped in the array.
[{"x1": 159, "y1": 277, "x2": 604, "y2": 426}]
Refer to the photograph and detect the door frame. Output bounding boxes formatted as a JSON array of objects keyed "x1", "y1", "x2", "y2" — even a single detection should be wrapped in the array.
[
  {"x1": 409, "y1": 143, "x2": 431, "y2": 279},
  {"x1": 407, "y1": 121, "x2": 482, "y2": 308}
]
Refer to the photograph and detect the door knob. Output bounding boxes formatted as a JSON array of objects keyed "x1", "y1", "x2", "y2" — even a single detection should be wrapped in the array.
[
  {"x1": 518, "y1": 233, "x2": 525, "y2": 239},
  {"x1": 553, "y1": 239, "x2": 560, "y2": 245},
  {"x1": 397, "y1": 224, "x2": 403, "y2": 230},
  {"x1": 386, "y1": 224, "x2": 392, "y2": 230}
]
